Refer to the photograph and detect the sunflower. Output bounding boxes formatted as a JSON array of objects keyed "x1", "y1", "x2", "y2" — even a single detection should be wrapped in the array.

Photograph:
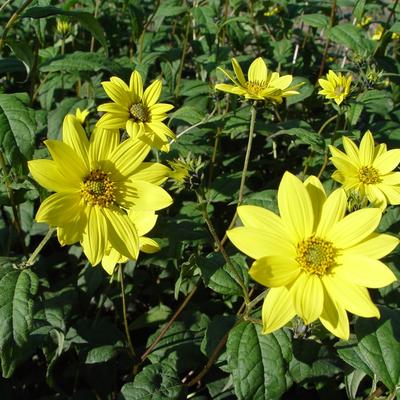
[
  {"x1": 96, "y1": 70, "x2": 175, "y2": 152},
  {"x1": 227, "y1": 172, "x2": 398, "y2": 339},
  {"x1": 215, "y1": 57, "x2": 301, "y2": 103},
  {"x1": 28, "y1": 115, "x2": 172, "y2": 266},
  {"x1": 318, "y1": 70, "x2": 352, "y2": 105},
  {"x1": 101, "y1": 210, "x2": 161, "y2": 274},
  {"x1": 329, "y1": 130, "x2": 400, "y2": 211}
]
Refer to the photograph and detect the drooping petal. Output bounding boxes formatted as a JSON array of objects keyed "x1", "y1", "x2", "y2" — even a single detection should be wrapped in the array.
[
  {"x1": 129, "y1": 70, "x2": 143, "y2": 100},
  {"x1": 146, "y1": 121, "x2": 175, "y2": 139},
  {"x1": 248, "y1": 57, "x2": 268, "y2": 83},
  {"x1": 140, "y1": 237, "x2": 160, "y2": 253},
  {"x1": 322, "y1": 275, "x2": 380, "y2": 318},
  {"x1": 278, "y1": 172, "x2": 314, "y2": 243},
  {"x1": 119, "y1": 180, "x2": 173, "y2": 211},
  {"x1": 129, "y1": 210, "x2": 158, "y2": 236},
  {"x1": 143, "y1": 80, "x2": 162, "y2": 107},
  {"x1": 334, "y1": 254, "x2": 397, "y2": 288},
  {"x1": 291, "y1": 273, "x2": 324, "y2": 324},
  {"x1": 261, "y1": 287, "x2": 296, "y2": 334},
  {"x1": 373, "y1": 149, "x2": 400, "y2": 174},
  {"x1": 359, "y1": 130, "x2": 375, "y2": 165},
  {"x1": 101, "y1": 248, "x2": 124, "y2": 275},
  {"x1": 316, "y1": 189, "x2": 347, "y2": 237},
  {"x1": 81, "y1": 206, "x2": 108, "y2": 266},
  {"x1": 109, "y1": 138, "x2": 150, "y2": 178},
  {"x1": 62, "y1": 115, "x2": 89, "y2": 169},
  {"x1": 249, "y1": 256, "x2": 300, "y2": 287},
  {"x1": 365, "y1": 185, "x2": 387, "y2": 210},
  {"x1": 28, "y1": 159, "x2": 78, "y2": 192},
  {"x1": 376, "y1": 184, "x2": 400, "y2": 205},
  {"x1": 326, "y1": 208, "x2": 381, "y2": 248},
  {"x1": 36, "y1": 192, "x2": 82, "y2": 226},
  {"x1": 103, "y1": 207, "x2": 139, "y2": 260},
  {"x1": 227, "y1": 227, "x2": 296, "y2": 260},
  {"x1": 231, "y1": 58, "x2": 246, "y2": 86},
  {"x1": 131, "y1": 162, "x2": 171, "y2": 185},
  {"x1": 330, "y1": 156, "x2": 359, "y2": 177},
  {"x1": 319, "y1": 286, "x2": 349, "y2": 340}
]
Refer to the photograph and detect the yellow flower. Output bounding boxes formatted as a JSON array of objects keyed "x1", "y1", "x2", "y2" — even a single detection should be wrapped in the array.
[
  {"x1": 372, "y1": 24, "x2": 384, "y2": 41},
  {"x1": 356, "y1": 15, "x2": 372, "y2": 28},
  {"x1": 264, "y1": 5, "x2": 282, "y2": 17},
  {"x1": 102, "y1": 210, "x2": 161, "y2": 274},
  {"x1": 318, "y1": 70, "x2": 352, "y2": 105},
  {"x1": 215, "y1": 57, "x2": 301, "y2": 103},
  {"x1": 56, "y1": 19, "x2": 71, "y2": 35},
  {"x1": 28, "y1": 114, "x2": 172, "y2": 266},
  {"x1": 329, "y1": 130, "x2": 400, "y2": 211},
  {"x1": 75, "y1": 107, "x2": 90, "y2": 124},
  {"x1": 227, "y1": 172, "x2": 398, "y2": 339},
  {"x1": 97, "y1": 71, "x2": 175, "y2": 152}
]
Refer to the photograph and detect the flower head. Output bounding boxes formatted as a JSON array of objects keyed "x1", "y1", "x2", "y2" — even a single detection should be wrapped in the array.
[
  {"x1": 56, "y1": 19, "x2": 71, "y2": 35},
  {"x1": 97, "y1": 71, "x2": 175, "y2": 152},
  {"x1": 215, "y1": 57, "x2": 301, "y2": 102},
  {"x1": 318, "y1": 70, "x2": 352, "y2": 105},
  {"x1": 372, "y1": 24, "x2": 384, "y2": 41},
  {"x1": 227, "y1": 172, "x2": 398, "y2": 339},
  {"x1": 28, "y1": 115, "x2": 172, "y2": 266},
  {"x1": 102, "y1": 210, "x2": 161, "y2": 274},
  {"x1": 329, "y1": 130, "x2": 400, "y2": 211}
]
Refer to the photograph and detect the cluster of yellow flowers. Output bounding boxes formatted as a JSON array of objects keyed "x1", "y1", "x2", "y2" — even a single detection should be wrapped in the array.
[{"x1": 29, "y1": 57, "x2": 400, "y2": 340}]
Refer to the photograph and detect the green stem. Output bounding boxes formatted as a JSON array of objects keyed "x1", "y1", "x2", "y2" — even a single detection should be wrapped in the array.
[
  {"x1": 138, "y1": 0, "x2": 160, "y2": 63},
  {"x1": 221, "y1": 103, "x2": 257, "y2": 246},
  {"x1": 0, "y1": 0, "x2": 35, "y2": 51},
  {"x1": 245, "y1": 290, "x2": 267, "y2": 314},
  {"x1": 174, "y1": 13, "x2": 191, "y2": 98},
  {"x1": 90, "y1": 0, "x2": 101, "y2": 52},
  {"x1": 196, "y1": 190, "x2": 249, "y2": 303},
  {"x1": 25, "y1": 227, "x2": 55, "y2": 267},
  {"x1": 119, "y1": 264, "x2": 136, "y2": 358}
]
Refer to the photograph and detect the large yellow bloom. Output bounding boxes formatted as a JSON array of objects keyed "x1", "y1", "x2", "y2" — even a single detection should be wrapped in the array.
[
  {"x1": 318, "y1": 70, "x2": 352, "y2": 105},
  {"x1": 329, "y1": 130, "x2": 400, "y2": 211},
  {"x1": 102, "y1": 210, "x2": 161, "y2": 274},
  {"x1": 97, "y1": 70, "x2": 175, "y2": 152},
  {"x1": 28, "y1": 115, "x2": 172, "y2": 266},
  {"x1": 215, "y1": 57, "x2": 300, "y2": 102},
  {"x1": 227, "y1": 172, "x2": 398, "y2": 339}
]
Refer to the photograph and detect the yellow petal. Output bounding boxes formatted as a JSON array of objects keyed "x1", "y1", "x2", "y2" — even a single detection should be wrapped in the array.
[
  {"x1": 377, "y1": 184, "x2": 400, "y2": 205},
  {"x1": 231, "y1": 58, "x2": 246, "y2": 86},
  {"x1": 62, "y1": 115, "x2": 89, "y2": 169},
  {"x1": 103, "y1": 207, "x2": 139, "y2": 260},
  {"x1": 97, "y1": 102, "x2": 129, "y2": 115},
  {"x1": 214, "y1": 83, "x2": 246, "y2": 95},
  {"x1": 101, "y1": 248, "x2": 121, "y2": 275},
  {"x1": 140, "y1": 236, "x2": 160, "y2": 253},
  {"x1": 89, "y1": 128, "x2": 120, "y2": 165},
  {"x1": 330, "y1": 156, "x2": 359, "y2": 177},
  {"x1": 57, "y1": 213, "x2": 86, "y2": 245},
  {"x1": 129, "y1": 70, "x2": 143, "y2": 100},
  {"x1": 28, "y1": 159, "x2": 78, "y2": 192},
  {"x1": 110, "y1": 76, "x2": 129, "y2": 92},
  {"x1": 334, "y1": 254, "x2": 397, "y2": 288},
  {"x1": 143, "y1": 80, "x2": 162, "y2": 107},
  {"x1": 102, "y1": 81, "x2": 132, "y2": 105},
  {"x1": 365, "y1": 185, "x2": 387, "y2": 210},
  {"x1": 278, "y1": 171, "x2": 314, "y2": 243},
  {"x1": 81, "y1": 206, "x2": 108, "y2": 266},
  {"x1": 359, "y1": 130, "x2": 375, "y2": 165},
  {"x1": 304, "y1": 175, "x2": 326, "y2": 231},
  {"x1": 249, "y1": 256, "x2": 300, "y2": 287},
  {"x1": 227, "y1": 226, "x2": 296, "y2": 260},
  {"x1": 343, "y1": 233, "x2": 399, "y2": 259},
  {"x1": 291, "y1": 273, "x2": 323, "y2": 324},
  {"x1": 147, "y1": 121, "x2": 175, "y2": 139},
  {"x1": 150, "y1": 103, "x2": 174, "y2": 115},
  {"x1": 322, "y1": 275, "x2": 380, "y2": 318},
  {"x1": 270, "y1": 75, "x2": 292, "y2": 90},
  {"x1": 131, "y1": 162, "x2": 170, "y2": 185},
  {"x1": 326, "y1": 208, "x2": 381, "y2": 248},
  {"x1": 248, "y1": 57, "x2": 268, "y2": 83},
  {"x1": 373, "y1": 149, "x2": 400, "y2": 174},
  {"x1": 342, "y1": 136, "x2": 361, "y2": 165},
  {"x1": 96, "y1": 113, "x2": 127, "y2": 129},
  {"x1": 319, "y1": 286, "x2": 349, "y2": 339},
  {"x1": 316, "y1": 189, "x2": 347, "y2": 237},
  {"x1": 129, "y1": 210, "x2": 158, "y2": 236},
  {"x1": 382, "y1": 172, "x2": 400, "y2": 185},
  {"x1": 261, "y1": 287, "x2": 296, "y2": 334}
]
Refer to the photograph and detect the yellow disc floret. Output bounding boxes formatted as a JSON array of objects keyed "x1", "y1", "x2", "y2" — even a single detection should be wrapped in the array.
[
  {"x1": 81, "y1": 169, "x2": 116, "y2": 207},
  {"x1": 296, "y1": 237, "x2": 336, "y2": 276},
  {"x1": 358, "y1": 165, "x2": 382, "y2": 184},
  {"x1": 129, "y1": 103, "x2": 149, "y2": 122}
]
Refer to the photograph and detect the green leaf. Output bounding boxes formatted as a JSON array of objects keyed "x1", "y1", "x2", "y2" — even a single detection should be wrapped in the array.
[
  {"x1": 23, "y1": 6, "x2": 107, "y2": 51},
  {"x1": 353, "y1": 0, "x2": 366, "y2": 22},
  {"x1": 192, "y1": 6, "x2": 218, "y2": 35},
  {"x1": 85, "y1": 345, "x2": 119, "y2": 364},
  {"x1": 130, "y1": 304, "x2": 172, "y2": 330},
  {"x1": 120, "y1": 362, "x2": 186, "y2": 400},
  {"x1": 227, "y1": 322, "x2": 292, "y2": 400},
  {"x1": 345, "y1": 369, "x2": 367, "y2": 400},
  {"x1": 170, "y1": 106, "x2": 204, "y2": 125},
  {"x1": 286, "y1": 77, "x2": 314, "y2": 106},
  {"x1": 346, "y1": 102, "x2": 364, "y2": 126},
  {"x1": 298, "y1": 14, "x2": 329, "y2": 28},
  {"x1": 5, "y1": 39, "x2": 35, "y2": 76},
  {"x1": 357, "y1": 90, "x2": 394, "y2": 116},
  {"x1": 0, "y1": 58, "x2": 26, "y2": 75},
  {"x1": 0, "y1": 263, "x2": 39, "y2": 378},
  {"x1": 328, "y1": 23, "x2": 373, "y2": 54},
  {"x1": 276, "y1": 127, "x2": 325, "y2": 152},
  {"x1": 390, "y1": 22, "x2": 400, "y2": 34},
  {"x1": 272, "y1": 39, "x2": 292, "y2": 64},
  {"x1": 0, "y1": 94, "x2": 36, "y2": 174}
]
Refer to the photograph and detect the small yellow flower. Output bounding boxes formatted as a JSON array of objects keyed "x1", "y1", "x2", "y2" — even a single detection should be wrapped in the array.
[
  {"x1": 392, "y1": 32, "x2": 400, "y2": 40},
  {"x1": 318, "y1": 70, "x2": 352, "y2": 105},
  {"x1": 372, "y1": 24, "x2": 384, "y2": 40},
  {"x1": 28, "y1": 114, "x2": 172, "y2": 266},
  {"x1": 97, "y1": 71, "x2": 175, "y2": 152},
  {"x1": 56, "y1": 19, "x2": 71, "y2": 35},
  {"x1": 356, "y1": 16, "x2": 372, "y2": 28},
  {"x1": 75, "y1": 108, "x2": 90, "y2": 125},
  {"x1": 215, "y1": 57, "x2": 301, "y2": 103},
  {"x1": 102, "y1": 210, "x2": 161, "y2": 274},
  {"x1": 227, "y1": 172, "x2": 398, "y2": 339},
  {"x1": 329, "y1": 130, "x2": 400, "y2": 211},
  {"x1": 264, "y1": 5, "x2": 282, "y2": 17}
]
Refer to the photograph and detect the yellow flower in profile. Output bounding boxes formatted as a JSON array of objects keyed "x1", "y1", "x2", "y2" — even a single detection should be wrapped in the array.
[
  {"x1": 318, "y1": 70, "x2": 352, "y2": 105},
  {"x1": 28, "y1": 114, "x2": 172, "y2": 266},
  {"x1": 215, "y1": 57, "x2": 301, "y2": 103},
  {"x1": 75, "y1": 107, "x2": 89, "y2": 124},
  {"x1": 227, "y1": 172, "x2": 398, "y2": 339},
  {"x1": 97, "y1": 71, "x2": 175, "y2": 152},
  {"x1": 102, "y1": 210, "x2": 161, "y2": 274},
  {"x1": 56, "y1": 19, "x2": 71, "y2": 35},
  {"x1": 329, "y1": 130, "x2": 400, "y2": 211}
]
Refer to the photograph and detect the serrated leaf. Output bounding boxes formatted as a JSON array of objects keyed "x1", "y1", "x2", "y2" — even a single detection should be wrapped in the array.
[
  {"x1": 85, "y1": 345, "x2": 118, "y2": 364},
  {"x1": 170, "y1": 106, "x2": 203, "y2": 124},
  {"x1": 346, "y1": 102, "x2": 364, "y2": 126},
  {"x1": 298, "y1": 14, "x2": 329, "y2": 28},
  {"x1": 328, "y1": 23, "x2": 373, "y2": 54},
  {"x1": 0, "y1": 94, "x2": 36, "y2": 174},
  {"x1": 120, "y1": 363, "x2": 186, "y2": 400},
  {"x1": 357, "y1": 90, "x2": 393, "y2": 116},
  {"x1": 227, "y1": 322, "x2": 292, "y2": 400}
]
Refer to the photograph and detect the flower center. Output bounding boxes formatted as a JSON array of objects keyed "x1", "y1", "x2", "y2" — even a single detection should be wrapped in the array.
[
  {"x1": 358, "y1": 165, "x2": 381, "y2": 184},
  {"x1": 334, "y1": 85, "x2": 345, "y2": 96},
  {"x1": 247, "y1": 80, "x2": 267, "y2": 95},
  {"x1": 81, "y1": 169, "x2": 116, "y2": 207},
  {"x1": 296, "y1": 237, "x2": 336, "y2": 276},
  {"x1": 129, "y1": 102, "x2": 149, "y2": 122}
]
